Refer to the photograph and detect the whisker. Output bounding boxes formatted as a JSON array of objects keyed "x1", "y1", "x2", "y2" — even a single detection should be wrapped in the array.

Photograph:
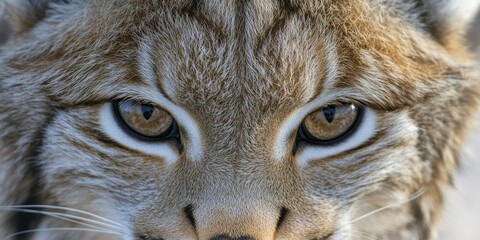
[
  {"x1": 348, "y1": 186, "x2": 426, "y2": 224},
  {"x1": 0, "y1": 205, "x2": 123, "y2": 228},
  {"x1": 0, "y1": 208, "x2": 120, "y2": 232},
  {"x1": 1, "y1": 227, "x2": 122, "y2": 240}
]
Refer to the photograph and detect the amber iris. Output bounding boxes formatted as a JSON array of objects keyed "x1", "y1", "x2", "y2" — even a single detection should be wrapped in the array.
[
  {"x1": 301, "y1": 104, "x2": 360, "y2": 143},
  {"x1": 115, "y1": 100, "x2": 174, "y2": 139}
]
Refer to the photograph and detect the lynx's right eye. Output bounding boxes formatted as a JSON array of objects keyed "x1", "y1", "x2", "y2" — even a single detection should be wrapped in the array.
[{"x1": 114, "y1": 100, "x2": 178, "y2": 141}]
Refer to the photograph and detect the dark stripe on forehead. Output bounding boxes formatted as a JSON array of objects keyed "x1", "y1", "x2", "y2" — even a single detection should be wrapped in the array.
[
  {"x1": 279, "y1": 0, "x2": 298, "y2": 12},
  {"x1": 175, "y1": 0, "x2": 228, "y2": 40},
  {"x1": 253, "y1": 0, "x2": 300, "y2": 50}
]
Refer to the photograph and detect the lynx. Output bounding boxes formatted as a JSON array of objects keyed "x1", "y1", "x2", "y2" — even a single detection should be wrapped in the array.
[{"x1": 1, "y1": 0, "x2": 479, "y2": 239}]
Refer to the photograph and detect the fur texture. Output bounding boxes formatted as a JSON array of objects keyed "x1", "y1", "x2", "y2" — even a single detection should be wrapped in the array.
[{"x1": 0, "y1": 0, "x2": 479, "y2": 239}]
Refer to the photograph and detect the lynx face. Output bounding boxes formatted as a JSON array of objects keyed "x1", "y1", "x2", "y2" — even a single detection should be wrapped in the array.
[{"x1": 0, "y1": 1, "x2": 479, "y2": 240}]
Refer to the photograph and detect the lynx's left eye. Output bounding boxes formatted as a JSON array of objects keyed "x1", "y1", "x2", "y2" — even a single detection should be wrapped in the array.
[
  {"x1": 113, "y1": 100, "x2": 178, "y2": 141},
  {"x1": 299, "y1": 104, "x2": 362, "y2": 145}
]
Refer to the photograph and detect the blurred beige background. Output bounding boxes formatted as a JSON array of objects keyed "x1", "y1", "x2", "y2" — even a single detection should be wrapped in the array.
[
  {"x1": 438, "y1": 118, "x2": 480, "y2": 239},
  {"x1": 0, "y1": 7, "x2": 480, "y2": 240},
  {"x1": 437, "y1": 15, "x2": 480, "y2": 240}
]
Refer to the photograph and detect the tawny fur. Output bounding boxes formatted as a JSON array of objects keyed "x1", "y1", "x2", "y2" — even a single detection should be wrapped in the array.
[{"x1": 0, "y1": 0, "x2": 479, "y2": 240}]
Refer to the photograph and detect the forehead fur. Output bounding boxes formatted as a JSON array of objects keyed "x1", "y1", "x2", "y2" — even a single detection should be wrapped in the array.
[
  {"x1": 2, "y1": 0, "x2": 472, "y2": 113},
  {"x1": 5, "y1": 0, "x2": 460, "y2": 98}
]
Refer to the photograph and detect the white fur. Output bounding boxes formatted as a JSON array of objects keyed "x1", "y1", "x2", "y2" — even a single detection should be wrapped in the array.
[
  {"x1": 330, "y1": 213, "x2": 353, "y2": 240},
  {"x1": 321, "y1": 37, "x2": 340, "y2": 93}
]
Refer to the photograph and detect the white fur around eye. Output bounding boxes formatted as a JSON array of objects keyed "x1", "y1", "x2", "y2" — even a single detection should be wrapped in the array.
[
  {"x1": 296, "y1": 108, "x2": 376, "y2": 167},
  {"x1": 99, "y1": 102, "x2": 178, "y2": 165}
]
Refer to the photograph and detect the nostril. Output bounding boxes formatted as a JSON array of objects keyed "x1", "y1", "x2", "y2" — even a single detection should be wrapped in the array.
[
  {"x1": 276, "y1": 207, "x2": 289, "y2": 230},
  {"x1": 183, "y1": 204, "x2": 196, "y2": 229}
]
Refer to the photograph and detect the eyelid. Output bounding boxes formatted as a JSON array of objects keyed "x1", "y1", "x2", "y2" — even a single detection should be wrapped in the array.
[
  {"x1": 311, "y1": 98, "x2": 364, "y2": 108},
  {"x1": 112, "y1": 96, "x2": 157, "y2": 107}
]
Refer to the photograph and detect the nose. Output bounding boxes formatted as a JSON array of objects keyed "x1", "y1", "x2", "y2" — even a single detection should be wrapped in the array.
[
  {"x1": 195, "y1": 203, "x2": 285, "y2": 240},
  {"x1": 210, "y1": 236, "x2": 255, "y2": 240},
  {"x1": 196, "y1": 206, "x2": 289, "y2": 240}
]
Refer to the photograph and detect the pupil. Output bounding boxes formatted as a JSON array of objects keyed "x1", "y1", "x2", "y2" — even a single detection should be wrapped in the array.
[
  {"x1": 141, "y1": 104, "x2": 154, "y2": 120},
  {"x1": 323, "y1": 106, "x2": 336, "y2": 123}
]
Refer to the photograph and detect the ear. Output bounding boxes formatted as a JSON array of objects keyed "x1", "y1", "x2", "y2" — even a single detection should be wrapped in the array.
[{"x1": 420, "y1": 0, "x2": 480, "y2": 50}]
